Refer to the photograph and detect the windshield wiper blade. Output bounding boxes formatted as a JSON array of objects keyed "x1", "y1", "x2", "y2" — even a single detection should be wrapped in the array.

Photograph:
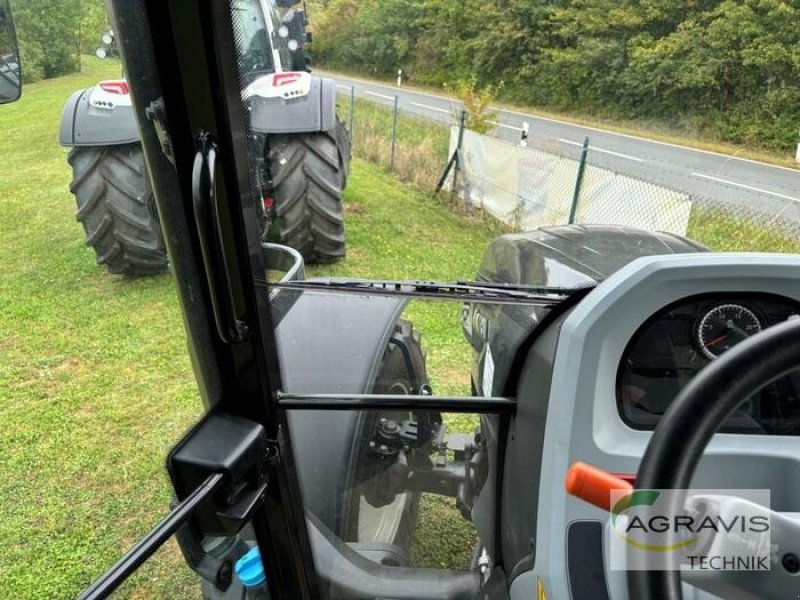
[{"x1": 270, "y1": 279, "x2": 591, "y2": 305}]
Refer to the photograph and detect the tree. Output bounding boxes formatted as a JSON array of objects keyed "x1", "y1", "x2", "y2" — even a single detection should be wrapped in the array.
[
  {"x1": 295, "y1": 0, "x2": 800, "y2": 151},
  {"x1": 10, "y1": 0, "x2": 107, "y2": 83}
]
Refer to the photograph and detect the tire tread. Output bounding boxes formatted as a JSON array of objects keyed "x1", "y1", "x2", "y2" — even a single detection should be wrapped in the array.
[
  {"x1": 269, "y1": 121, "x2": 350, "y2": 263},
  {"x1": 68, "y1": 144, "x2": 167, "y2": 276}
]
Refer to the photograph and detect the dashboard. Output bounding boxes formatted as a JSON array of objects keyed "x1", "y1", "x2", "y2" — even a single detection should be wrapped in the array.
[{"x1": 616, "y1": 292, "x2": 800, "y2": 435}]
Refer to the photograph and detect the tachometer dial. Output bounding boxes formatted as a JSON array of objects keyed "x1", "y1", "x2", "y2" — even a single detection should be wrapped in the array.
[{"x1": 697, "y1": 303, "x2": 762, "y2": 360}]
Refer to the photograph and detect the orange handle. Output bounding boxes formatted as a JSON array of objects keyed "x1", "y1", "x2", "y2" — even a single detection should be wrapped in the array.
[{"x1": 565, "y1": 461, "x2": 633, "y2": 511}]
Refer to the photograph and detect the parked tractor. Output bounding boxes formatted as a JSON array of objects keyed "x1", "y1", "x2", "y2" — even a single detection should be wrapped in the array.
[{"x1": 58, "y1": 0, "x2": 351, "y2": 276}]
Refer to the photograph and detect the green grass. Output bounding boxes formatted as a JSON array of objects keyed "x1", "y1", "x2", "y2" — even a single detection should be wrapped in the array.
[
  {"x1": 1, "y1": 59, "x2": 492, "y2": 598},
  {"x1": 308, "y1": 161, "x2": 499, "y2": 396},
  {"x1": 0, "y1": 57, "x2": 204, "y2": 598},
  {"x1": 336, "y1": 95, "x2": 453, "y2": 193},
  {"x1": 688, "y1": 208, "x2": 800, "y2": 254}
]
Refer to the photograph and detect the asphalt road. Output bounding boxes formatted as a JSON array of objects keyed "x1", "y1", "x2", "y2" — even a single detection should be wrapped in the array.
[{"x1": 322, "y1": 71, "x2": 800, "y2": 220}]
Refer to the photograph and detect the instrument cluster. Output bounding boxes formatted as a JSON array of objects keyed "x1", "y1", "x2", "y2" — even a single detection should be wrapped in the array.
[{"x1": 617, "y1": 293, "x2": 800, "y2": 435}]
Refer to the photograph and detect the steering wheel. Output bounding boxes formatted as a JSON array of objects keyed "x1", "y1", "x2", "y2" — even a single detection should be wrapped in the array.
[{"x1": 628, "y1": 317, "x2": 800, "y2": 600}]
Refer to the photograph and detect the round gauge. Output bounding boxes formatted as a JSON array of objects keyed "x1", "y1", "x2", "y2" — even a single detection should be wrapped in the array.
[{"x1": 697, "y1": 303, "x2": 762, "y2": 360}]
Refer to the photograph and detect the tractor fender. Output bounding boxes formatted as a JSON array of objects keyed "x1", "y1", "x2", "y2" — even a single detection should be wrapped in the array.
[
  {"x1": 247, "y1": 73, "x2": 338, "y2": 135},
  {"x1": 275, "y1": 289, "x2": 408, "y2": 530},
  {"x1": 59, "y1": 86, "x2": 139, "y2": 147}
]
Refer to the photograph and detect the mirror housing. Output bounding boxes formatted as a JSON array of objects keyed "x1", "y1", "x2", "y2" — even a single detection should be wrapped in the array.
[
  {"x1": 0, "y1": 0, "x2": 20, "y2": 104},
  {"x1": 282, "y1": 8, "x2": 311, "y2": 72},
  {"x1": 95, "y1": 29, "x2": 117, "y2": 61}
]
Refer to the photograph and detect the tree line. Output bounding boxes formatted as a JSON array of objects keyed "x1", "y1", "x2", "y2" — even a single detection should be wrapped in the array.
[
  {"x1": 10, "y1": 0, "x2": 107, "y2": 83},
  {"x1": 309, "y1": 0, "x2": 800, "y2": 152}
]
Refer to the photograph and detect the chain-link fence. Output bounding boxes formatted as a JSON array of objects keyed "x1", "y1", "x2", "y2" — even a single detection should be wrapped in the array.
[
  {"x1": 335, "y1": 85, "x2": 451, "y2": 191},
  {"x1": 336, "y1": 84, "x2": 800, "y2": 253}
]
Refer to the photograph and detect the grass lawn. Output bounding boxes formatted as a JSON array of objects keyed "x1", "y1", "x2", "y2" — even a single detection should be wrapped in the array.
[
  {"x1": 1, "y1": 58, "x2": 204, "y2": 598},
  {"x1": 334, "y1": 95, "x2": 452, "y2": 193},
  {"x1": 1, "y1": 59, "x2": 495, "y2": 597}
]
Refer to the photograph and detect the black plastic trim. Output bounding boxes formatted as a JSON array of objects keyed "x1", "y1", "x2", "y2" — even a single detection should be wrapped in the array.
[
  {"x1": 501, "y1": 285, "x2": 594, "y2": 396},
  {"x1": 567, "y1": 521, "x2": 610, "y2": 600},
  {"x1": 106, "y1": 0, "x2": 320, "y2": 597}
]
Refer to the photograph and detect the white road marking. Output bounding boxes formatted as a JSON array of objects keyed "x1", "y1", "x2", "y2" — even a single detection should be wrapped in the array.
[
  {"x1": 364, "y1": 90, "x2": 395, "y2": 102},
  {"x1": 559, "y1": 138, "x2": 582, "y2": 147},
  {"x1": 691, "y1": 173, "x2": 800, "y2": 202},
  {"x1": 318, "y1": 69, "x2": 453, "y2": 103},
  {"x1": 594, "y1": 148, "x2": 644, "y2": 162},
  {"x1": 558, "y1": 138, "x2": 643, "y2": 162},
  {"x1": 335, "y1": 84, "x2": 352, "y2": 91},
  {"x1": 491, "y1": 121, "x2": 524, "y2": 132},
  {"x1": 410, "y1": 101, "x2": 451, "y2": 115}
]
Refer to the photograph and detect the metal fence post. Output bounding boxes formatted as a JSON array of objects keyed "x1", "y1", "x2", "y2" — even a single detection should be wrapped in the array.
[
  {"x1": 390, "y1": 95, "x2": 399, "y2": 170},
  {"x1": 795, "y1": 128, "x2": 800, "y2": 164},
  {"x1": 569, "y1": 136, "x2": 589, "y2": 224},
  {"x1": 451, "y1": 110, "x2": 467, "y2": 198},
  {"x1": 435, "y1": 110, "x2": 467, "y2": 194},
  {"x1": 349, "y1": 86, "x2": 355, "y2": 143},
  {"x1": 456, "y1": 110, "x2": 467, "y2": 154}
]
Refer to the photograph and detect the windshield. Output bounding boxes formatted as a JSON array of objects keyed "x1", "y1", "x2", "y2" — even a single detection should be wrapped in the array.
[
  {"x1": 232, "y1": 0, "x2": 274, "y2": 78},
  {"x1": 265, "y1": 0, "x2": 293, "y2": 69},
  {"x1": 4, "y1": 0, "x2": 800, "y2": 598}
]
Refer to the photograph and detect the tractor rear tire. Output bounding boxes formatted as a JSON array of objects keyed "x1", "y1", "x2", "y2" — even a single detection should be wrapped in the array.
[
  {"x1": 372, "y1": 319, "x2": 427, "y2": 395},
  {"x1": 269, "y1": 126, "x2": 347, "y2": 263},
  {"x1": 346, "y1": 319, "x2": 428, "y2": 558},
  {"x1": 68, "y1": 144, "x2": 167, "y2": 276}
]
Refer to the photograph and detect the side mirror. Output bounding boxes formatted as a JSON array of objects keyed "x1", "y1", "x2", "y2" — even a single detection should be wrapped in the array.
[
  {"x1": 95, "y1": 29, "x2": 116, "y2": 61},
  {"x1": 0, "y1": 0, "x2": 20, "y2": 104}
]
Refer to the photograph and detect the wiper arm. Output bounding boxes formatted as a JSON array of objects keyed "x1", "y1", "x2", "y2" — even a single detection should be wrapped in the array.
[{"x1": 270, "y1": 279, "x2": 591, "y2": 305}]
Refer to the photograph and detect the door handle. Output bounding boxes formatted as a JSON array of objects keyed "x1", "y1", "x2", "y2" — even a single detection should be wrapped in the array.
[{"x1": 191, "y1": 131, "x2": 248, "y2": 344}]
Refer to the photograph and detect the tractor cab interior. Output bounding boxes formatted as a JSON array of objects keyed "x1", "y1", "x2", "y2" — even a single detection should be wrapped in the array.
[{"x1": 3, "y1": 0, "x2": 798, "y2": 598}]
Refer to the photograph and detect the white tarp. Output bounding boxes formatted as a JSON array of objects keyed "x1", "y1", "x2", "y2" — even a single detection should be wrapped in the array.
[{"x1": 448, "y1": 128, "x2": 692, "y2": 236}]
